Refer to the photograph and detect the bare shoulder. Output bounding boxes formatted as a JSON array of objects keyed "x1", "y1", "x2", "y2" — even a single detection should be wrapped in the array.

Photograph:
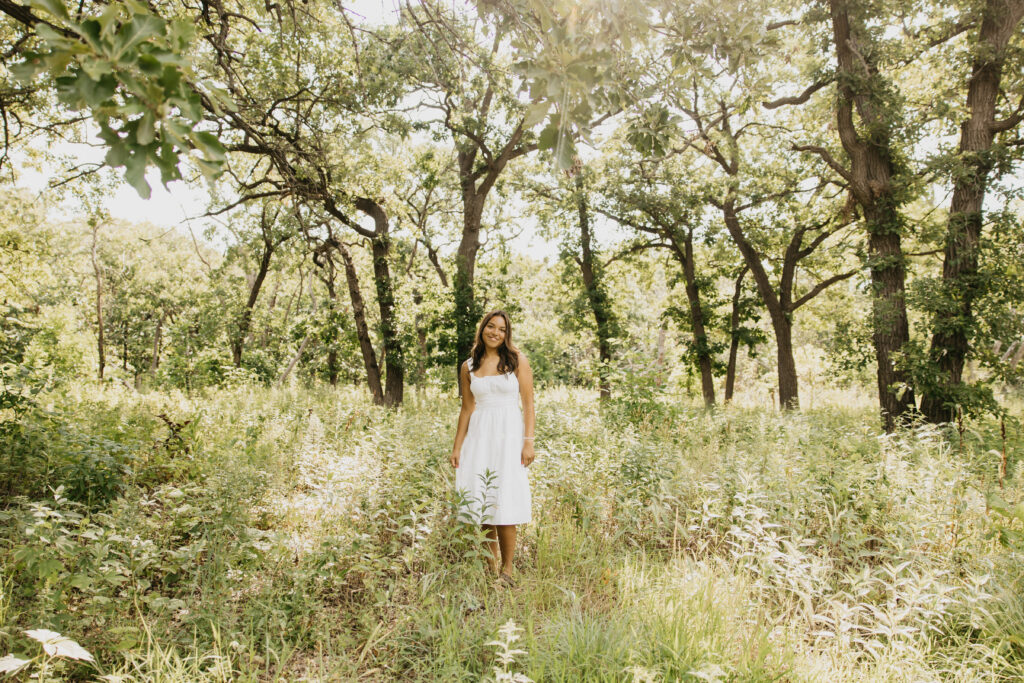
[{"x1": 516, "y1": 351, "x2": 532, "y2": 372}]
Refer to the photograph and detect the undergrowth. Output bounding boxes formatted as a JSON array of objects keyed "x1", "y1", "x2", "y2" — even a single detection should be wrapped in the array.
[{"x1": 0, "y1": 382, "x2": 1021, "y2": 681}]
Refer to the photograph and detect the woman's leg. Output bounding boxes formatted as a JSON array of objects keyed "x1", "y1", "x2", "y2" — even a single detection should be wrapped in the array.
[
  {"x1": 483, "y1": 525, "x2": 500, "y2": 574},
  {"x1": 495, "y1": 524, "x2": 517, "y2": 575}
]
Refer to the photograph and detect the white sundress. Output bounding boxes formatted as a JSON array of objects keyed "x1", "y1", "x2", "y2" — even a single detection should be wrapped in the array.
[{"x1": 455, "y1": 358, "x2": 532, "y2": 525}]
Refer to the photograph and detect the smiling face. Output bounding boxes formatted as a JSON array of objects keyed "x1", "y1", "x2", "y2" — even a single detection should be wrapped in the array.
[{"x1": 481, "y1": 314, "x2": 507, "y2": 351}]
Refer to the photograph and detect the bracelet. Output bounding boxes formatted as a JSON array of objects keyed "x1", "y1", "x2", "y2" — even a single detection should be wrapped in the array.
[{"x1": 523, "y1": 436, "x2": 535, "y2": 441}]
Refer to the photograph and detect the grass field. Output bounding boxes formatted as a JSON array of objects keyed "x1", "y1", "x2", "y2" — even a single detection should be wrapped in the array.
[{"x1": 1, "y1": 383, "x2": 1022, "y2": 681}]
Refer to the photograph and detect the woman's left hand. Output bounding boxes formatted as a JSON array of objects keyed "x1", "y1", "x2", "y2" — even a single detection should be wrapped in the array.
[{"x1": 521, "y1": 441, "x2": 535, "y2": 467}]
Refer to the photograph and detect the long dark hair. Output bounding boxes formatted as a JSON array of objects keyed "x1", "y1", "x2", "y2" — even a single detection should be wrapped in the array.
[{"x1": 470, "y1": 310, "x2": 519, "y2": 375}]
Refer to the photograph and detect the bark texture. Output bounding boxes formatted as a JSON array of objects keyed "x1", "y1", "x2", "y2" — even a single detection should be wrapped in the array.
[
  {"x1": 356, "y1": 198, "x2": 404, "y2": 407},
  {"x1": 828, "y1": 0, "x2": 916, "y2": 430},
  {"x1": 338, "y1": 243, "x2": 385, "y2": 405},
  {"x1": 920, "y1": 0, "x2": 1024, "y2": 422}
]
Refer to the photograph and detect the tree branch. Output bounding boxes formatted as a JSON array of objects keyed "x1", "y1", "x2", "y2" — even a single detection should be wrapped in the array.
[
  {"x1": 792, "y1": 143, "x2": 856, "y2": 185},
  {"x1": 791, "y1": 269, "x2": 858, "y2": 310},
  {"x1": 992, "y1": 93, "x2": 1024, "y2": 133},
  {"x1": 763, "y1": 76, "x2": 834, "y2": 109}
]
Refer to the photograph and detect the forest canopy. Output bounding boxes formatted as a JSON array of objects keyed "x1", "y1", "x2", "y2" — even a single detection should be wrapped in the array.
[{"x1": 1, "y1": 0, "x2": 1023, "y2": 420}]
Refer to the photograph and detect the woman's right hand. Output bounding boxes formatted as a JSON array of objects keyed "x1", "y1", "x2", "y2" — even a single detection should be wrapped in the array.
[{"x1": 449, "y1": 450, "x2": 460, "y2": 468}]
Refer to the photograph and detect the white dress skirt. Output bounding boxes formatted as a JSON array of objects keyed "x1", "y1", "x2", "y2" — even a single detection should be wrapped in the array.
[{"x1": 455, "y1": 360, "x2": 532, "y2": 525}]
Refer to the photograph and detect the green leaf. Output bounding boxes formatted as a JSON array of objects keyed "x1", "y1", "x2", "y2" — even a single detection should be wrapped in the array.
[
  {"x1": 194, "y1": 156, "x2": 223, "y2": 183},
  {"x1": 96, "y1": 3, "x2": 122, "y2": 38},
  {"x1": 538, "y1": 123, "x2": 559, "y2": 151},
  {"x1": 28, "y1": 0, "x2": 69, "y2": 20},
  {"x1": 112, "y1": 635, "x2": 139, "y2": 651},
  {"x1": 79, "y1": 55, "x2": 113, "y2": 80},
  {"x1": 137, "y1": 53, "x2": 162, "y2": 75},
  {"x1": 124, "y1": 153, "x2": 152, "y2": 198},
  {"x1": 35, "y1": 23, "x2": 71, "y2": 47},
  {"x1": 191, "y1": 131, "x2": 225, "y2": 161},
  {"x1": 522, "y1": 101, "x2": 550, "y2": 129},
  {"x1": 68, "y1": 574, "x2": 93, "y2": 590},
  {"x1": 76, "y1": 73, "x2": 118, "y2": 108},
  {"x1": 136, "y1": 111, "x2": 156, "y2": 145},
  {"x1": 1013, "y1": 502, "x2": 1024, "y2": 524},
  {"x1": 75, "y1": 19, "x2": 103, "y2": 51},
  {"x1": 112, "y1": 14, "x2": 165, "y2": 59},
  {"x1": 987, "y1": 491, "x2": 1011, "y2": 515},
  {"x1": 555, "y1": 133, "x2": 576, "y2": 170},
  {"x1": 9, "y1": 58, "x2": 45, "y2": 84}
]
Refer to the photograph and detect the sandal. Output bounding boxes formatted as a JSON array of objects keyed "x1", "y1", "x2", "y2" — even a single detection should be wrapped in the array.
[{"x1": 498, "y1": 572, "x2": 515, "y2": 587}]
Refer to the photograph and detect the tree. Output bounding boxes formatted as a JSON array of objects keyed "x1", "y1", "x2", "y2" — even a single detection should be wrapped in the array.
[
  {"x1": 400, "y1": 1, "x2": 539, "y2": 370},
  {"x1": 918, "y1": 0, "x2": 1024, "y2": 421},
  {"x1": 592, "y1": 155, "x2": 722, "y2": 406},
  {"x1": 647, "y1": 7, "x2": 859, "y2": 410},
  {"x1": 192, "y1": 0, "x2": 408, "y2": 404},
  {"x1": 518, "y1": 159, "x2": 622, "y2": 398},
  {"x1": 227, "y1": 204, "x2": 293, "y2": 368}
]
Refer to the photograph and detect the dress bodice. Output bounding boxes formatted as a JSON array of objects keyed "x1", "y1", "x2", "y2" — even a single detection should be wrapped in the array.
[{"x1": 468, "y1": 359, "x2": 520, "y2": 409}]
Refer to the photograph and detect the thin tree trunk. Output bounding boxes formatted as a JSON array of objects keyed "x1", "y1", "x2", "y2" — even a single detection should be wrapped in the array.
[
  {"x1": 356, "y1": 198, "x2": 404, "y2": 407},
  {"x1": 232, "y1": 240, "x2": 275, "y2": 367},
  {"x1": 725, "y1": 267, "x2": 748, "y2": 402},
  {"x1": 454, "y1": 184, "x2": 485, "y2": 373},
  {"x1": 278, "y1": 335, "x2": 312, "y2": 385},
  {"x1": 575, "y1": 177, "x2": 616, "y2": 400},
  {"x1": 920, "y1": 0, "x2": 1024, "y2": 422},
  {"x1": 323, "y1": 270, "x2": 339, "y2": 387},
  {"x1": 666, "y1": 226, "x2": 716, "y2": 406},
  {"x1": 412, "y1": 288, "x2": 428, "y2": 385},
  {"x1": 150, "y1": 311, "x2": 165, "y2": 377},
  {"x1": 337, "y1": 243, "x2": 385, "y2": 405},
  {"x1": 722, "y1": 199, "x2": 799, "y2": 409},
  {"x1": 90, "y1": 222, "x2": 105, "y2": 380}
]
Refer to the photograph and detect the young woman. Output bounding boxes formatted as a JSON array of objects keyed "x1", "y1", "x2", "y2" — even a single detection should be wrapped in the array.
[{"x1": 449, "y1": 310, "x2": 535, "y2": 585}]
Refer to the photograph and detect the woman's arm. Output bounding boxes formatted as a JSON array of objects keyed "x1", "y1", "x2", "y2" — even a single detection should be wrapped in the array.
[
  {"x1": 450, "y1": 361, "x2": 475, "y2": 468},
  {"x1": 517, "y1": 353, "x2": 536, "y2": 467}
]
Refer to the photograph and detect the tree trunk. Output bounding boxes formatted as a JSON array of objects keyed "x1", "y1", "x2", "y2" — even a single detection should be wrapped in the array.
[
  {"x1": 412, "y1": 288, "x2": 429, "y2": 385},
  {"x1": 666, "y1": 226, "x2": 716, "y2": 406},
  {"x1": 454, "y1": 184, "x2": 485, "y2": 373},
  {"x1": 150, "y1": 311, "x2": 165, "y2": 377},
  {"x1": 278, "y1": 335, "x2": 312, "y2": 385},
  {"x1": 338, "y1": 243, "x2": 385, "y2": 405},
  {"x1": 920, "y1": 0, "x2": 1024, "y2": 423},
  {"x1": 575, "y1": 179, "x2": 616, "y2": 400},
  {"x1": 722, "y1": 199, "x2": 799, "y2": 409},
  {"x1": 828, "y1": 0, "x2": 916, "y2": 430},
  {"x1": 451, "y1": 122, "x2": 532, "y2": 378},
  {"x1": 90, "y1": 222, "x2": 105, "y2": 380},
  {"x1": 232, "y1": 240, "x2": 274, "y2": 368},
  {"x1": 355, "y1": 198, "x2": 404, "y2": 407},
  {"x1": 774, "y1": 315, "x2": 799, "y2": 411},
  {"x1": 725, "y1": 267, "x2": 748, "y2": 402},
  {"x1": 323, "y1": 272, "x2": 339, "y2": 387}
]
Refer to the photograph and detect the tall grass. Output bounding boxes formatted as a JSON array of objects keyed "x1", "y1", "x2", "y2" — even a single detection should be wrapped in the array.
[{"x1": 0, "y1": 382, "x2": 1021, "y2": 681}]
